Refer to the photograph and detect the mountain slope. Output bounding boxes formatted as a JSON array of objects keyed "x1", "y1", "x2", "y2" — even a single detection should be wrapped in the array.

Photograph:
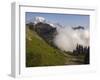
[
  {"x1": 26, "y1": 26, "x2": 67, "y2": 67},
  {"x1": 34, "y1": 22, "x2": 57, "y2": 46}
]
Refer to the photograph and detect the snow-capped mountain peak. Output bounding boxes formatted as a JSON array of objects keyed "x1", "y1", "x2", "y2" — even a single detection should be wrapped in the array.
[
  {"x1": 34, "y1": 16, "x2": 46, "y2": 24},
  {"x1": 33, "y1": 16, "x2": 63, "y2": 28}
]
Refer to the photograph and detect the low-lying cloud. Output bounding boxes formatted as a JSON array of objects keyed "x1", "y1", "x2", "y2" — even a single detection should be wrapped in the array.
[{"x1": 53, "y1": 27, "x2": 89, "y2": 52}]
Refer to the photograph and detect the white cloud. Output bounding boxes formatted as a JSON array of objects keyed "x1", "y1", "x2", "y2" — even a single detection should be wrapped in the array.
[{"x1": 53, "y1": 27, "x2": 89, "y2": 52}]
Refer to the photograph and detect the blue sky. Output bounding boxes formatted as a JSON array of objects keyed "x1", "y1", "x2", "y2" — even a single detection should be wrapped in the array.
[{"x1": 26, "y1": 12, "x2": 89, "y2": 28}]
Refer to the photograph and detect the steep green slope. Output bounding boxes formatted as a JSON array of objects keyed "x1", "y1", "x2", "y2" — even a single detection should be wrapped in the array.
[{"x1": 26, "y1": 27, "x2": 67, "y2": 67}]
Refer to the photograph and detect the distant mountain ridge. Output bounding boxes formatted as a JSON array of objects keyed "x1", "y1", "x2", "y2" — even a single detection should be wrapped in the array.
[{"x1": 33, "y1": 22, "x2": 57, "y2": 47}]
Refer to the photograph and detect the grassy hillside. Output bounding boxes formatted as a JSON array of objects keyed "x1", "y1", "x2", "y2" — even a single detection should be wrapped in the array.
[{"x1": 26, "y1": 27, "x2": 67, "y2": 67}]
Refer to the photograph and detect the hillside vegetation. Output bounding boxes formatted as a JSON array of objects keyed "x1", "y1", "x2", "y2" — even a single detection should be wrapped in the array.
[{"x1": 26, "y1": 26, "x2": 67, "y2": 67}]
